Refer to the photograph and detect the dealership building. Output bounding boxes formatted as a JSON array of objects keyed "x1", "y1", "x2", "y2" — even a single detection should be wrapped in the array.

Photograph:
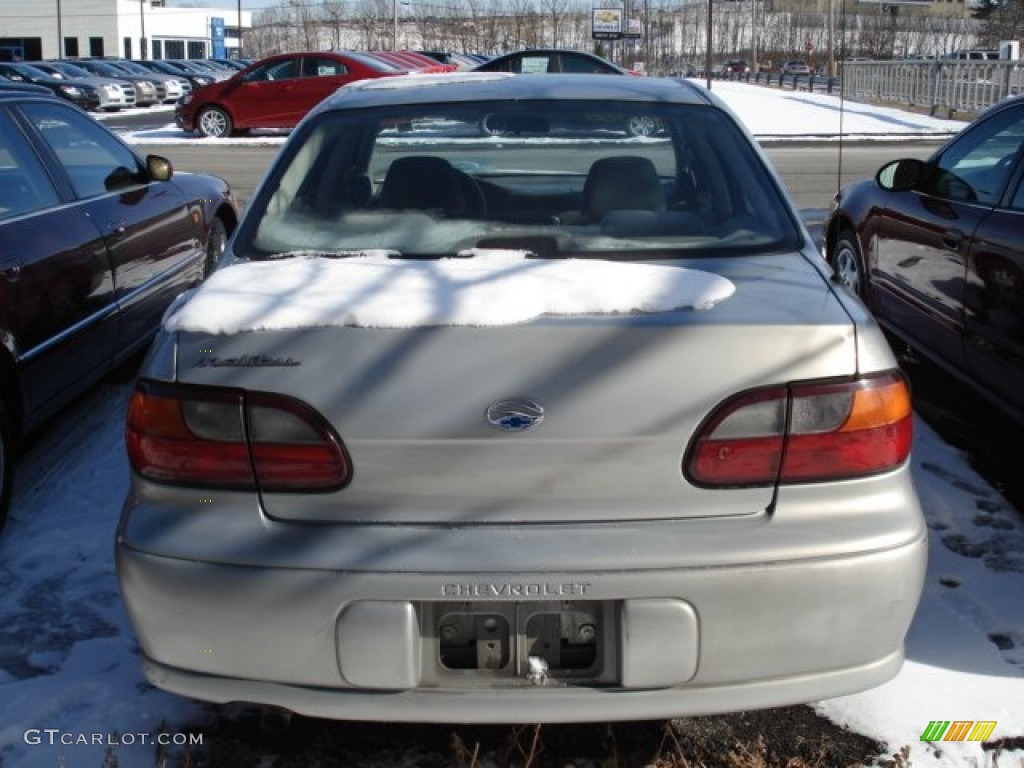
[{"x1": 0, "y1": 0, "x2": 251, "y2": 61}]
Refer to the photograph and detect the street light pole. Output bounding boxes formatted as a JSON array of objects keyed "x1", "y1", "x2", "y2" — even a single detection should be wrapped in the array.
[
  {"x1": 140, "y1": 0, "x2": 147, "y2": 59},
  {"x1": 56, "y1": 0, "x2": 63, "y2": 59},
  {"x1": 238, "y1": 0, "x2": 243, "y2": 57},
  {"x1": 705, "y1": 0, "x2": 713, "y2": 90},
  {"x1": 827, "y1": 0, "x2": 835, "y2": 77},
  {"x1": 393, "y1": 0, "x2": 398, "y2": 49}
]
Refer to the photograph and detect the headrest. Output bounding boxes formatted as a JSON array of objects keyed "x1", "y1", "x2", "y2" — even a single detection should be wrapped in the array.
[{"x1": 583, "y1": 156, "x2": 666, "y2": 218}]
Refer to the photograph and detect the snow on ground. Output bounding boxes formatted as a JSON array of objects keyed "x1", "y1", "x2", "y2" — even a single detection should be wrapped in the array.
[
  {"x1": 0, "y1": 85, "x2": 1019, "y2": 768},
  {"x1": 108, "y1": 79, "x2": 970, "y2": 146}
]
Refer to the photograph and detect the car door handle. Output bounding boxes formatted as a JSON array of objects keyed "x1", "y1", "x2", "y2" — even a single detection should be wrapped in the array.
[
  {"x1": 106, "y1": 222, "x2": 128, "y2": 238},
  {"x1": 0, "y1": 260, "x2": 19, "y2": 281},
  {"x1": 942, "y1": 228, "x2": 964, "y2": 252}
]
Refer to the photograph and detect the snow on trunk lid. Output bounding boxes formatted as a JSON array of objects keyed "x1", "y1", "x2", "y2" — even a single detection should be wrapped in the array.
[{"x1": 164, "y1": 253, "x2": 736, "y2": 333}]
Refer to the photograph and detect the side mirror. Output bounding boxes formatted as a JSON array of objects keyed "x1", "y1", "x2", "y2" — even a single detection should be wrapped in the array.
[
  {"x1": 146, "y1": 154, "x2": 174, "y2": 182},
  {"x1": 876, "y1": 158, "x2": 926, "y2": 192}
]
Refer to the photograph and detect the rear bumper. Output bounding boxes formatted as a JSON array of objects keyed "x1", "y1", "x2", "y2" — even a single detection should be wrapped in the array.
[
  {"x1": 118, "y1": 531, "x2": 927, "y2": 722},
  {"x1": 141, "y1": 651, "x2": 906, "y2": 724}
]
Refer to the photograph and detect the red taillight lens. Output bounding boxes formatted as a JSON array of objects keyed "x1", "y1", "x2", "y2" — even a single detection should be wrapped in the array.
[
  {"x1": 126, "y1": 382, "x2": 351, "y2": 492},
  {"x1": 685, "y1": 372, "x2": 912, "y2": 487}
]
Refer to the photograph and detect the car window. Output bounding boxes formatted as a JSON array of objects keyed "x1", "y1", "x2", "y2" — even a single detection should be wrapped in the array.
[
  {"x1": 303, "y1": 57, "x2": 347, "y2": 78},
  {"x1": 244, "y1": 100, "x2": 800, "y2": 261},
  {"x1": 266, "y1": 59, "x2": 299, "y2": 81},
  {"x1": 930, "y1": 105, "x2": 1023, "y2": 205},
  {"x1": 19, "y1": 101, "x2": 143, "y2": 199},
  {"x1": 518, "y1": 56, "x2": 554, "y2": 74},
  {"x1": 561, "y1": 55, "x2": 609, "y2": 74},
  {"x1": 248, "y1": 58, "x2": 299, "y2": 82},
  {"x1": 0, "y1": 111, "x2": 60, "y2": 220}
]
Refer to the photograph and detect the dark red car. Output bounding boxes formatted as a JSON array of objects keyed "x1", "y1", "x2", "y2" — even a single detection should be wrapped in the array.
[
  {"x1": 825, "y1": 95, "x2": 1024, "y2": 424},
  {"x1": 369, "y1": 50, "x2": 455, "y2": 74},
  {"x1": 0, "y1": 88, "x2": 237, "y2": 529},
  {"x1": 175, "y1": 51, "x2": 405, "y2": 138}
]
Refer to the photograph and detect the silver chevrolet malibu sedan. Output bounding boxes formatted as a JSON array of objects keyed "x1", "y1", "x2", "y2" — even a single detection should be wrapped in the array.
[{"x1": 117, "y1": 72, "x2": 927, "y2": 723}]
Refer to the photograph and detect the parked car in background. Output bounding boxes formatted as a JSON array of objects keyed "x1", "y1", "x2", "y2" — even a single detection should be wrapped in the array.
[
  {"x1": 0, "y1": 78, "x2": 53, "y2": 95},
  {"x1": 102, "y1": 59, "x2": 188, "y2": 103},
  {"x1": 68, "y1": 58, "x2": 162, "y2": 106},
  {"x1": 780, "y1": 59, "x2": 812, "y2": 76},
  {"x1": 472, "y1": 49, "x2": 657, "y2": 135},
  {"x1": 723, "y1": 58, "x2": 749, "y2": 74},
  {"x1": 131, "y1": 59, "x2": 216, "y2": 90},
  {"x1": 826, "y1": 95, "x2": 1024, "y2": 424},
  {"x1": 165, "y1": 59, "x2": 234, "y2": 81},
  {"x1": 175, "y1": 51, "x2": 405, "y2": 138},
  {"x1": 0, "y1": 88, "x2": 238, "y2": 530},
  {"x1": 0, "y1": 62, "x2": 100, "y2": 110},
  {"x1": 33, "y1": 60, "x2": 137, "y2": 110},
  {"x1": 119, "y1": 72, "x2": 926, "y2": 724},
  {"x1": 369, "y1": 50, "x2": 456, "y2": 73},
  {"x1": 474, "y1": 49, "x2": 634, "y2": 75},
  {"x1": 943, "y1": 50, "x2": 999, "y2": 61},
  {"x1": 210, "y1": 58, "x2": 250, "y2": 71}
]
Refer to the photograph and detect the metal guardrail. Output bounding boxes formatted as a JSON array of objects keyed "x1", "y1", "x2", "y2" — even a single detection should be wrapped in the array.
[
  {"x1": 713, "y1": 60, "x2": 1023, "y2": 118},
  {"x1": 712, "y1": 69, "x2": 841, "y2": 94},
  {"x1": 841, "y1": 60, "x2": 1023, "y2": 117}
]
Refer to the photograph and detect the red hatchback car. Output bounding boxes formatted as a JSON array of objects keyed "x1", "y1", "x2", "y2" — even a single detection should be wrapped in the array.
[{"x1": 176, "y1": 51, "x2": 405, "y2": 138}]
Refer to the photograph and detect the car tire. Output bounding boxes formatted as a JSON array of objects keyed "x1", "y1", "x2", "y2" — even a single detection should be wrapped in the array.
[
  {"x1": 203, "y1": 217, "x2": 228, "y2": 278},
  {"x1": 626, "y1": 115, "x2": 659, "y2": 137},
  {"x1": 197, "y1": 107, "x2": 234, "y2": 139},
  {"x1": 831, "y1": 229, "x2": 867, "y2": 299},
  {"x1": 0, "y1": 400, "x2": 12, "y2": 533}
]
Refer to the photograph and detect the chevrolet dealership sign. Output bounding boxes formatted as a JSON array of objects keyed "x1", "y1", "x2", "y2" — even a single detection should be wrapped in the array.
[{"x1": 592, "y1": 7, "x2": 623, "y2": 39}]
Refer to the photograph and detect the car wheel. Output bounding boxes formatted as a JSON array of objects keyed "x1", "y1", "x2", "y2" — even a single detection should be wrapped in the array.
[
  {"x1": 0, "y1": 400, "x2": 12, "y2": 533},
  {"x1": 203, "y1": 217, "x2": 229, "y2": 278},
  {"x1": 626, "y1": 115, "x2": 659, "y2": 137},
  {"x1": 197, "y1": 107, "x2": 234, "y2": 139},
  {"x1": 831, "y1": 229, "x2": 866, "y2": 299}
]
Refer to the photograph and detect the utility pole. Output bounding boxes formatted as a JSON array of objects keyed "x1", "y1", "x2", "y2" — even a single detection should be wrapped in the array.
[
  {"x1": 751, "y1": 0, "x2": 758, "y2": 72},
  {"x1": 827, "y1": 0, "x2": 835, "y2": 77},
  {"x1": 705, "y1": 0, "x2": 713, "y2": 89}
]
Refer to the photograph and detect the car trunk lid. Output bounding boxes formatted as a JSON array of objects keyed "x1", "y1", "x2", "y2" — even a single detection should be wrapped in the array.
[{"x1": 169, "y1": 252, "x2": 856, "y2": 524}]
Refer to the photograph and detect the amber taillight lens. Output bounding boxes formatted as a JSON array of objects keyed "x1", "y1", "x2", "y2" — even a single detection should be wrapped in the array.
[
  {"x1": 126, "y1": 381, "x2": 351, "y2": 492},
  {"x1": 685, "y1": 372, "x2": 912, "y2": 487}
]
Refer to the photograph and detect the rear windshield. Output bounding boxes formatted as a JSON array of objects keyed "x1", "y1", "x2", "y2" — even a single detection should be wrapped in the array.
[{"x1": 238, "y1": 99, "x2": 801, "y2": 261}]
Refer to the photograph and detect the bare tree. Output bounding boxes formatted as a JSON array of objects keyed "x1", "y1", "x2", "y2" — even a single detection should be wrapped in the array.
[
  {"x1": 321, "y1": 0, "x2": 349, "y2": 49},
  {"x1": 248, "y1": 6, "x2": 299, "y2": 56},
  {"x1": 538, "y1": 0, "x2": 570, "y2": 46},
  {"x1": 974, "y1": 0, "x2": 1024, "y2": 47}
]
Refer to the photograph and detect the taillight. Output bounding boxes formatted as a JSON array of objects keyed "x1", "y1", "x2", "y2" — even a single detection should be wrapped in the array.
[
  {"x1": 685, "y1": 372, "x2": 912, "y2": 487},
  {"x1": 126, "y1": 382, "x2": 351, "y2": 492}
]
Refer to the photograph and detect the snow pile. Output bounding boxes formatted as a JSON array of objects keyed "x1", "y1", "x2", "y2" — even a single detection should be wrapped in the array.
[{"x1": 165, "y1": 253, "x2": 735, "y2": 333}]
